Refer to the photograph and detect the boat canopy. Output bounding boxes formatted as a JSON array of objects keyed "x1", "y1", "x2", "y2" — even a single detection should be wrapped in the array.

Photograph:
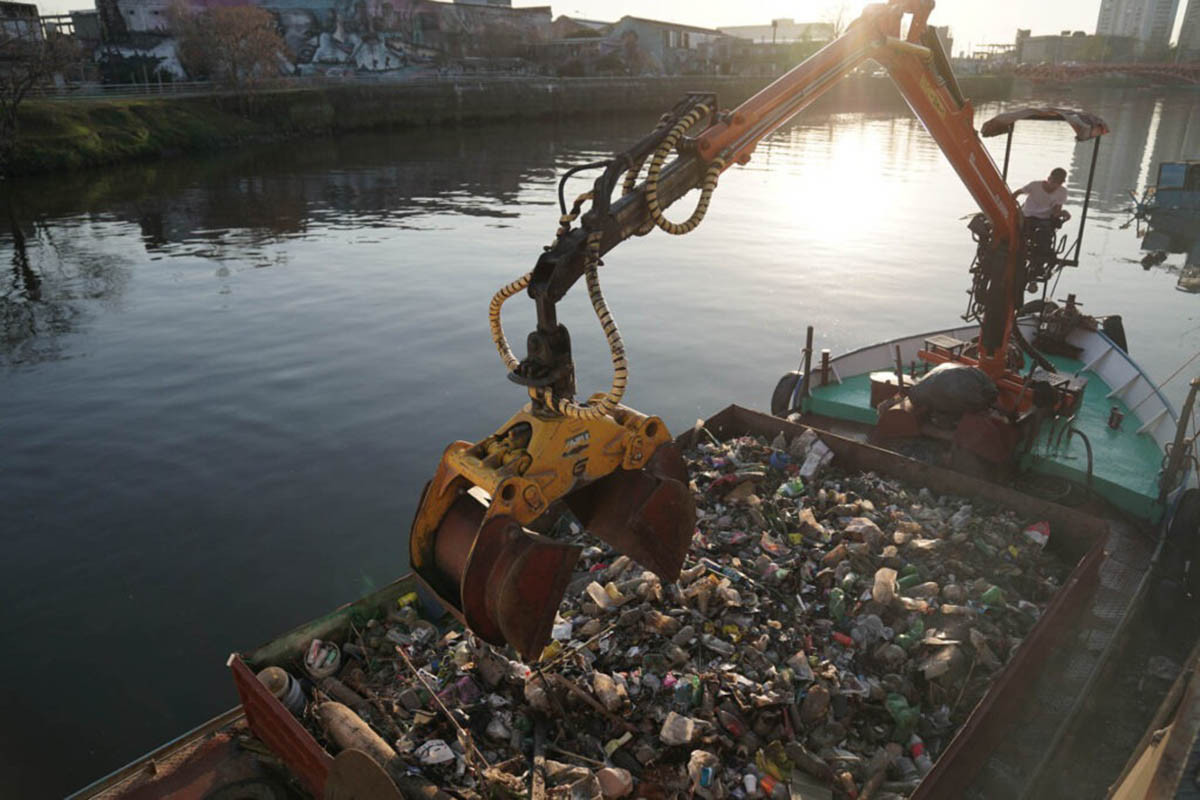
[{"x1": 981, "y1": 107, "x2": 1110, "y2": 141}]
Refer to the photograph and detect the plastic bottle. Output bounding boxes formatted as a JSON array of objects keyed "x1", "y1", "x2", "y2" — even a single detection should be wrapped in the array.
[
  {"x1": 757, "y1": 774, "x2": 789, "y2": 800},
  {"x1": 896, "y1": 756, "x2": 919, "y2": 782},
  {"x1": 909, "y1": 734, "x2": 933, "y2": 775},
  {"x1": 886, "y1": 693, "x2": 920, "y2": 739},
  {"x1": 717, "y1": 707, "x2": 746, "y2": 737},
  {"x1": 981, "y1": 585, "x2": 1006, "y2": 607},
  {"x1": 829, "y1": 587, "x2": 846, "y2": 621},
  {"x1": 896, "y1": 617, "x2": 925, "y2": 650},
  {"x1": 841, "y1": 571, "x2": 858, "y2": 594}
]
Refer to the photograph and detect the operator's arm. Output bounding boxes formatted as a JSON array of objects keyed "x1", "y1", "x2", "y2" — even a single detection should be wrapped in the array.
[
  {"x1": 1013, "y1": 181, "x2": 1035, "y2": 200},
  {"x1": 1051, "y1": 187, "x2": 1070, "y2": 220}
]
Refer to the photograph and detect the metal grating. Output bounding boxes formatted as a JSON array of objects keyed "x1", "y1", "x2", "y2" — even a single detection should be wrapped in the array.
[
  {"x1": 1090, "y1": 585, "x2": 1133, "y2": 622},
  {"x1": 1103, "y1": 521, "x2": 1153, "y2": 569},
  {"x1": 1082, "y1": 627, "x2": 1112, "y2": 653},
  {"x1": 1099, "y1": 550, "x2": 1150, "y2": 590}
]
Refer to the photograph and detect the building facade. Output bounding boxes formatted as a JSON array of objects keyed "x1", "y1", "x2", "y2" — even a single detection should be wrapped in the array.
[
  {"x1": 1015, "y1": 28, "x2": 1138, "y2": 63},
  {"x1": 536, "y1": 14, "x2": 736, "y2": 76},
  {"x1": 718, "y1": 19, "x2": 832, "y2": 45},
  {"x1": 1179, "y1": 0, "x2": 1200, "y2": 59},
  {"x1": 1095, "y1": 0, "x2": 1180, "y2": 52},
  {"x1": 604, "y1": 16, "x2": 732, "y2": 75},
  {"x1": 0, "y1": 1, "x2": 42, "y2": 40}
]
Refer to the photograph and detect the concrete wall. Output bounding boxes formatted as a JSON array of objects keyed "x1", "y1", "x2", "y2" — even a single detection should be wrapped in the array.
[
  {"x1": 262, "y1": 74, "x2": 1015, "y2": 132},
  {"x1": 14, "y1": 73, "x2": 1013, "y2": 175}
]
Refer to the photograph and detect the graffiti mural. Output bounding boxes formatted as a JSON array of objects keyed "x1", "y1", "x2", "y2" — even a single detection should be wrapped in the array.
[
  {"x1": 111, "y1": 0, "x2": 551, "y2": 76},
  {"x1": 105, "y1": 0, "x2": 753, "y2": 79},
  {"x1": 270, "y1": 0, "x2": 550, "y2": 74}
]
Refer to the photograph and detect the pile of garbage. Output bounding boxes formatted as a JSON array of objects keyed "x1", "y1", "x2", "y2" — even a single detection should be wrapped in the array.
[{"x1": 271, "y1": 429, "x2": 1070, "y2": 800}]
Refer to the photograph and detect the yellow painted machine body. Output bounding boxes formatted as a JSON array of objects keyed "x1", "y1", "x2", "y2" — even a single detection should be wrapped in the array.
[{"x1": 409, "y1": 401, "x2": 694, "y2": 660}]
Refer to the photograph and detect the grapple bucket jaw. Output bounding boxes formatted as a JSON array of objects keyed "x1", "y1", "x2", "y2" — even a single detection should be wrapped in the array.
[
  {"x1": 408, "y1": 404, "x2": 696, "y2": 661},
  {"x1": 412, "y1": 488, "x2": 581, "y2": 660},
  {"x1": 562, "y1": 443, "x2": 694, "y2": 582}
]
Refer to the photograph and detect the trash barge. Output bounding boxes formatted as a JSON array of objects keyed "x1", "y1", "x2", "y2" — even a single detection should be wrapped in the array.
[
  {"x1": 67, "y1": 2, "x2": 1199, "y2": 795},
  {"x1": 71, "y1": 407, "x2": 1114, "y2": 800}
]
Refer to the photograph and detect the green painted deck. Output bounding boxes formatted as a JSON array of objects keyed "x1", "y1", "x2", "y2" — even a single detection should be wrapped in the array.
[{"x1": 804, "y1": 355, "x2": 1165, "y2": 521}]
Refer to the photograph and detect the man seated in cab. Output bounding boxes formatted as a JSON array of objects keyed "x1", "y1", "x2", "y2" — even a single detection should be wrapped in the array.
[
  {"x1": 1014, "y1": 167, "x2": 1071, "y2": 224},
  {"x1": 1014, "y1": 167, "x2": 1070, "y2": 259}
]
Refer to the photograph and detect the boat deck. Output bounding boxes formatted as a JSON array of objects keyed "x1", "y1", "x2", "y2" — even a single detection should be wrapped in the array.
[{"x1": 806, "y1": 353, "x2": 1165, "y2": 520}]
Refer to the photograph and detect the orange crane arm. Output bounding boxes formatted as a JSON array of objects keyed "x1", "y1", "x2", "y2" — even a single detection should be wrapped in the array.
[
  {"x1": 695, "y1": 0, "x2": 1024, "y2": 377},
  {"x1": 404, "y1": 1, "x2": 1037, "y2": 660}
]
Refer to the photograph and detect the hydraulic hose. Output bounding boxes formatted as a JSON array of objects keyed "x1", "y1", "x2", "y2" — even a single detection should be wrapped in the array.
[{"x1": 643, "y1": 105, "x2": 726, "y2": 235}]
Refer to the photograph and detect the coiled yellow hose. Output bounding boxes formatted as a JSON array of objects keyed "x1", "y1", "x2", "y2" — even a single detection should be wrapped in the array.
[
  {"x1": 488, "y1": 271, "x2": 531, "y2": 372},
  {"x1": 490, "y1": 105, "x2": 728, "y2": 418},
  {"x1": 536, "y1": 230, "x2": 627, "y2": 420},
  {"x1": 644, "y1": 105, "x2": 726, "y2": 235}
]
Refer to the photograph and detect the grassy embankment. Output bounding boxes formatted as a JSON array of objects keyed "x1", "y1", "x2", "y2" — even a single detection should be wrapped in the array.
[
  {"x1": 12, "y1": 75, "x2": 1015, "y2": 176},
  {"x1": 15, "y1": 94, "x2": 285, "y2": 174}
]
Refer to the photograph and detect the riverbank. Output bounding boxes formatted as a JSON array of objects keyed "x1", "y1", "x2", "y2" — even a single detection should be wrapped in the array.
[{"x1": 11, "y1": 74, "x2": 1014, "y2": 176}]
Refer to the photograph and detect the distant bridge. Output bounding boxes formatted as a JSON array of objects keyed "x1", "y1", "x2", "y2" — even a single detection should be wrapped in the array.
[{"x1": 1014, "y1": 62, "x2": 1200, "y2": 85}]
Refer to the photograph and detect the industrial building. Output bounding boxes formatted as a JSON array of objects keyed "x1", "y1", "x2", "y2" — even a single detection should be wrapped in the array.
[{"x1": 1096, "y1": 0, "x2": 1180, "y2": 53}]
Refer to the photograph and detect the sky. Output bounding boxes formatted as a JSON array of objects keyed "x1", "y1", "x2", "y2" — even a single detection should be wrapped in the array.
[{"x1": 526, "y1": 0, "x2": 1190, "y2": 55}]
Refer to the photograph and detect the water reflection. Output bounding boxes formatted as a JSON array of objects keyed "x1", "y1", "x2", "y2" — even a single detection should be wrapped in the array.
[
  {"x1": 3, "y1": 93, "x2": 1192, "y2": 265},
  {"x1": 1, "y1": 213, "x2": 132, "y2": 365},
  {"x1": 2, "y1": 127, "x2": 578, "y2": 256},
  {"x1": 1060, "y1": 89, "x2": 1200, "y2": 216}
]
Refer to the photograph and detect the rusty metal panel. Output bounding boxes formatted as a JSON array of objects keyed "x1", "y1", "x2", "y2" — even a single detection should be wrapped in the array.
[
  {"x1": 229, "y1": 654, "x2": 332, "y2": 798},
  {"x1": 68, "y1": 708, "x2": 256, "y2": 800}
]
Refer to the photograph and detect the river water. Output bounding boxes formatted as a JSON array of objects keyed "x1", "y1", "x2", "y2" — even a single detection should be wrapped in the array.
[{"x1": 3, "y1": 87, "x2": 1198, "y2": 796}]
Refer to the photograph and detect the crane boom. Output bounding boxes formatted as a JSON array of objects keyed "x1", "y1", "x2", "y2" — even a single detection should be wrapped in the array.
[
  {"x1": 698, "y1": 0, "x2": 1023, "y2": 377},
  {"x1": 406, "y1": 0, "x2": 1049, "y2": 661},
  {"x1": 546, "y1": 1, "x2": 1025, "y2": 379}
]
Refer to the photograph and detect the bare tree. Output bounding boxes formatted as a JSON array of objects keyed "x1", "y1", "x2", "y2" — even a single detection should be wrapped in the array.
[
  {"x1": 170, "y1": 3, "x2": 285, "y2": 92},
  {"x1": 822, "y1": 1, "x2": 853, "y2": 39},
  {"x1": 0, "y1": 33, "x2": 81, "y2": 173}
]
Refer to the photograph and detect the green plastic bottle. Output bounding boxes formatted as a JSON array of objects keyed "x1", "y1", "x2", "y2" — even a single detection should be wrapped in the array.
[
  {"x1": 829, "y1": 587, "x2": 846, "y2": 621},
  {"x1": 981, "y1": 585, "x2": 1006, "y2": 607},
  {"x1": 886, "y1": 693, "x2": 920, "y2": 739}
]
